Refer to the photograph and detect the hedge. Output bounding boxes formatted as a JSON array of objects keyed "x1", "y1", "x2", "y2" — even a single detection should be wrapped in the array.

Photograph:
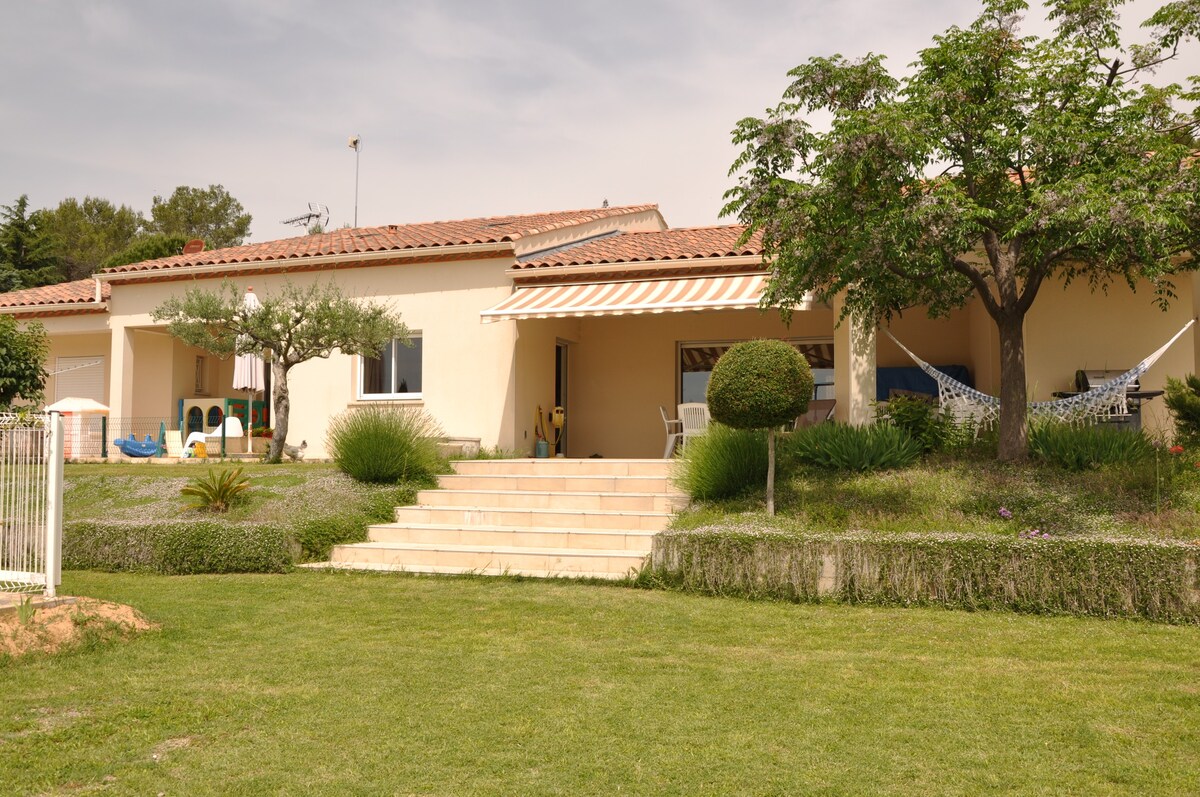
[
  {"x1": 63, "y1": 520, "x2": 294, "y2": 575},
  {"x1": 645, "y1": 528, "x2": 1200, "y2": 623}
]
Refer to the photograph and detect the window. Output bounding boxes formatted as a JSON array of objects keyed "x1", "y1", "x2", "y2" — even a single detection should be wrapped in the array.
[
  {"x1": 360, "y1": 336, "x2": 423, "y2": 399},
  {"x1": 194, "y1": 355, "x2": 207, "y2": 394},
  {"x1": 679, "y1": 339, "x2": 835, "y2": 403}
]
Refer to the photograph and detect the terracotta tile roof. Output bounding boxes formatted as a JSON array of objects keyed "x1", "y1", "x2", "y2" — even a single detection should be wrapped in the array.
[
  {"x1": 0, "y1": 279, "x2": 108, "y2": 309},
  {"x1": 101, "y1": 205, "x2": 660, "y2": 277},
  {"x1": 516, "y1": 226, "x2": 762, "y2": 269}
]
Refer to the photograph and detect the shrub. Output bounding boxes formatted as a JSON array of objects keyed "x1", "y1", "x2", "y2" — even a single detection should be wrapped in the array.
[
  {"x1": 876, "y1": 394, "x2": 945, "y2": 453},
  {"x1": 1164, "y1": 375, "x2": 1200, "y2": 446},
  {"x1": 181, "y1": 467, "x2": 251, "y2": 512},
  {"x1": 1028, "y1": 422, "x2": 1153, "y2": 471},
  {"x1": 326, "y1": 406, "x2": 444, "y2": 484},
  {"x1": 707, "y1": 340, "x2": 813, "y2": 429},
  {"x1": 291, "y1": 485, "x2": 416, "y2": 561},
  {"x1": 788, "y1": 423, "x2": 922, "y2": 471},
  {"x1": 707, "y1": 339, "x2": 813, "y2": 515},
  {"x1": 674, "y1": 423, "x2": 768, "y2": 500},
  {"x1": 63, "y1": 520, "x2": 292, "y2": 574},
  {"x1": 645, "y1": 528, "x2": 1200, "y2": 623}
]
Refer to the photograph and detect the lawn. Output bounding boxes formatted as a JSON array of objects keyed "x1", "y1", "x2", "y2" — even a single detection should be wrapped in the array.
[{"x1": 3, "y1": 571, "x2": 1198, "y2": 796}]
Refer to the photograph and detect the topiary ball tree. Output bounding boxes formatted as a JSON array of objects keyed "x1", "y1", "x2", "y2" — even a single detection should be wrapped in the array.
[{"x1": 707, "y1": 339, "x2": 813, "y2": 515}]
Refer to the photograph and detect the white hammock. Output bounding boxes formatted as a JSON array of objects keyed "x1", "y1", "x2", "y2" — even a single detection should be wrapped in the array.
[{"x1": 882, "y1": 319, "x2": 1195, "y2": 426}]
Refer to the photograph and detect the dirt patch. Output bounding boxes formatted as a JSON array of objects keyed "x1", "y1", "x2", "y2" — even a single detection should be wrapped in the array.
[{"x1": 0, "y1": 598, "x2": 157, "y2": 659}]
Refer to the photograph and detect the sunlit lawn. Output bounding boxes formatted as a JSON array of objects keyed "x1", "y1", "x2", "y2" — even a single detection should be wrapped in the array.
[{"x1": 2, "y1": 571, "x2": 1197, "y2": 796}]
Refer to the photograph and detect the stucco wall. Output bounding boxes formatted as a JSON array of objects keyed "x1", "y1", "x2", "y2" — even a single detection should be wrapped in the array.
[
  {"x1": 103, "y1": 256, "x2": 519, "y2": 458},
  {"x1": 538, "y1": 306, "x2": 836, "y2": 459},
  {"x1": 42, "y1": 331, "x2": 111, "y2": 405}
]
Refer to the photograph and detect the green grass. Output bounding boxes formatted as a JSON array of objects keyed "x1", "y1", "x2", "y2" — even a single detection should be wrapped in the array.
[
  {"x1": 2, "y1": 572, "x2": 1198, "y2": 795},
  {"x1": 675, "y1": 453, "x2": 1200, "y2": 541},
  {"x1": 62, "y1": 463, "x2": 420, "y2": 562}
]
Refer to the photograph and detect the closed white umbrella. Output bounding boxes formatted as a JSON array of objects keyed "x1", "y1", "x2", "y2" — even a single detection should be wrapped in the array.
[{"x1": 232, "y1": 287, "x2": 265, "y2": 453}]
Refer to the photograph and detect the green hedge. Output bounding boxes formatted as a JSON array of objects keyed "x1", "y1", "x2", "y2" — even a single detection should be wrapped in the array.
[
  {"x1": 64, "y1": 520, "x2": 293, "y2": 575},
  {"x1": 644, "y1": 528, "x2": 1200, "y2": 623}
]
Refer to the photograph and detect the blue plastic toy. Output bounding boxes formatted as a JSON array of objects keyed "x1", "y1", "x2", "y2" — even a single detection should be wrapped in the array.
[{"x1": 113, "y1": 434, "x2": 159, "y2": 457}]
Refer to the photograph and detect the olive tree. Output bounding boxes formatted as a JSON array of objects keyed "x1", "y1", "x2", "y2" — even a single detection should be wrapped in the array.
[
  {"x1": 707, "y1": 339, "x2": 812, "y2": 515},
  {"x1": 725, "y1": 0, "x2": 1200, "y2": 461},
  {"x1": 153, "y1": 281, "x2": 408, "y2": 463}
]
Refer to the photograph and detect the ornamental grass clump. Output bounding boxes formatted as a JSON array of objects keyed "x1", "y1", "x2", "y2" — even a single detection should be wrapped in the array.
[
  {"x1": 706, "y1": 339, "x2": 813, "y2": 515},
  {"x1": 326, "y1": 405, "x2": 443, "y2": 484},
  {"x1": 1027, "y1": 422, "x2": 1153, "y2": 471},
  {"x1": 674, "y1": 423, "x2": 768, "y2": 500},
  {"x1": 789, "y1": 422, "x2": 922, "y2": 472},
  {"x1": 181, "y1": 467, "x2": 251, "y2": 512}
]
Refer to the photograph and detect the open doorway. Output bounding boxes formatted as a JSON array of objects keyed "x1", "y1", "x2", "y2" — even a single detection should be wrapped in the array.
[{"x1": 555, "y1": 340, "x2": 569, "y2": 456}]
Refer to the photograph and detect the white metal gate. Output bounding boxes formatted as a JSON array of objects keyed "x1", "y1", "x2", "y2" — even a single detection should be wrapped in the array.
[{"x1": 0, "y1": 412, "x2": 64, "y2": 597}]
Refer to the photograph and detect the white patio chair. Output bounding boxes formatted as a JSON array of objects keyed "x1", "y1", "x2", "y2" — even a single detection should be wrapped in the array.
[
  {"x1": 660, "y1": 406, "x2": 683, "y2": 458},
  {"x1": 677, "y1": 403, "x2": 710, "y2": 450}
]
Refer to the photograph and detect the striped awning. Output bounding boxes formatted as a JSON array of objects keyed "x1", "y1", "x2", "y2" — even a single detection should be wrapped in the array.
[{"x1": 480, "y1": 273, "x2": 769, "y2": 323}]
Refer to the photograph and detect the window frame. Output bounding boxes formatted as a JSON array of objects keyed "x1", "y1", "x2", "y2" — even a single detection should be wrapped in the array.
[
  {"x1": 358, "y1": 333, "x2": 424, "y2": 401},
  {"x1": 677, "y1": 337, "x2": 835, "y2": 404}
]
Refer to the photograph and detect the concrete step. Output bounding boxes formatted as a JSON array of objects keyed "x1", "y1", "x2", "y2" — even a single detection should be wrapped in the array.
[
  {"x1": 449, "y1": 459, "x2": 673, "y2": 478},
  {"x1": 393, "y1": 505, "x2": 672, "y2": 531},
  {"x1": 367, "y1": 522, "x2": 656, "y2": 552},
  {"x1": 436, "y1": 472, "x2": 680, "y2": 494},
  {"x1": 305, "y1": 561, "x2": 631, "y2": 581},
  {"x1": 327, "y1": 541, "x2": 648, "y2": 578},
  {"x1": 415, "y1": 488, "x2": 686, "y2": 513}
]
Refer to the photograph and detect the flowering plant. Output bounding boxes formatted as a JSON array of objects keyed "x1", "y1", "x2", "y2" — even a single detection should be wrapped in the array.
[
  {"x1": 998, "y1": 507, "x2": 1013, "y2": 520},
  {"x1": 1019, "y1": 529, "x2": 1052, "y2": 540}
]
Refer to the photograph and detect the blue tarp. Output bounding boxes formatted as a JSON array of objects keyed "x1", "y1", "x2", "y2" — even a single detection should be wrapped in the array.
[{"x1": 876, "y1": 365, "x2": 972, "y2": 402}]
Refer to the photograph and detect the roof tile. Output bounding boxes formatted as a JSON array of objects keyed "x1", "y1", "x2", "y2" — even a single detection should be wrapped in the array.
[
  {"x1": 0, "y1": 279, "x2": 108, "y2": 309},
  {"x1": 101, "y1": 204, "x2": 660, "y2": 276},
  {"x1": 517, "y1": 226, "x2": 762, "y2": 269}
]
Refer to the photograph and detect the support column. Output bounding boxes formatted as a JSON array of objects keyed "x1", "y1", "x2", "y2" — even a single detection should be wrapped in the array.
[
  {"x1": 833, "y1": 294, "x2": 877, "y2": 426},
  {"x1": 108, "y1": 326, "x2": 136, "y2": 420}
]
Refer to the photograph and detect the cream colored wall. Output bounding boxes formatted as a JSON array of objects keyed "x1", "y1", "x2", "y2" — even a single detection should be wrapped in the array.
[
  {"x1": 1023, "y1": 277, "x2": 1195, "y2": 435},
  {"x1": 104, "y1": 255, "x2": 520, "y2": 457},
  {"x1": 537, "y1": 307, "x2": 835, "y2": 458},
  {"x1": 511, "y1": 317, "x2": 581, "y2": 456},
  {"x1": 878, "y1": 308, "x2": 973, "y2": 369}
]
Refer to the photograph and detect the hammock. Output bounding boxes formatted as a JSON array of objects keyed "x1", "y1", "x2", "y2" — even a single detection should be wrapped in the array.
[{"x1": 881, "y1": 319, "x2": 1195, "y2": 426}]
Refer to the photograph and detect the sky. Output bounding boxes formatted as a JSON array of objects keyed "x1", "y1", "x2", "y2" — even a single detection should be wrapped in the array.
[{"x1": 0, "y1": 0, "x2": 1190, "y2": 243}]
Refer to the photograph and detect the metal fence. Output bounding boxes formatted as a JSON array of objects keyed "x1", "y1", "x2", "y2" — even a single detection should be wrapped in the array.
[
  {"x1": 62, "y1": 416, "x2": 250, "y2": 459},
  {"x1": 0, "y1": 413, "x2": 64, "y2": 597}
]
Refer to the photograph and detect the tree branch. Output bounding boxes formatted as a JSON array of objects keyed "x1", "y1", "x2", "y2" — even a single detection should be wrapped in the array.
[{"x1": 951, "y1": 257, "x2": 999, "y2": 317}]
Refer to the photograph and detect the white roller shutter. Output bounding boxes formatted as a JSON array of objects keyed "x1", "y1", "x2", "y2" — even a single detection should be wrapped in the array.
[{"x1": 54, "y1": 356, "x2": 105, "y2": 404}]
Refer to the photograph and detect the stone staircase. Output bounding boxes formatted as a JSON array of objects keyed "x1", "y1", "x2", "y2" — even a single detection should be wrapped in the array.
[{"x1": 323, "y1": 459, "x2": 684, "y2": 579}]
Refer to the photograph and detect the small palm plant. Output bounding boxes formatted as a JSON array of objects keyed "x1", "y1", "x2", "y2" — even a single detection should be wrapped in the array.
[{"x1": 181, "y1": 467, "x2": 251, "y2": 512}]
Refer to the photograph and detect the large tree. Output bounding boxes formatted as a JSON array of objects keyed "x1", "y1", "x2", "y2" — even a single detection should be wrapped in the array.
[
  {"x1": 0, "y1": 316, "x2": 49, "y2": 410},
  {"x1": 148, "y1": 185, "x2": 252, "y2": 250},
  {"x1": 152, "y1": 281, "x2": 408, "y2": 463},
  {"x1": 102, "y1": 234, "x2": 189, "y2": 269},
  {"x1": 38, "y1": 196, "x2": 143, "y2": 280},
  {"x1": 724, "y1": 0, "x2": 1200, "y2": 461},
  {"x1": 0, "y1": 195, "x2": 59, "y2": 291}
]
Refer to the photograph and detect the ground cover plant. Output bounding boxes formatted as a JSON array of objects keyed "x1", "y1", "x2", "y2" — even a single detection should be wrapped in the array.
[
  {"x1": 2, "y1": 571, "x2": 1198, "y2": 795},
  {"x1": 61, "y1": 462, "x2": 417, "y2": 566}
]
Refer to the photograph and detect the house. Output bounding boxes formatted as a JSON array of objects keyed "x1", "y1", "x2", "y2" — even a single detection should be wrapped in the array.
[{"x1": 1, "y1": 203, "x2": 1195, "y2": 458}]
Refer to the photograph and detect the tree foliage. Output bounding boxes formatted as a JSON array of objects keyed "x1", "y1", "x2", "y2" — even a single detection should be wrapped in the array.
[
  {"x1": 37, "y1": 196, "x2": 142, "y2": 280},
  {"x1": 0, "y1": 195, "x2": 59, "y2": 291},
  {"x1": 706, "y1": 339, "x2": 812, "y2": 514},
  {"x1": 0, "y1": 316, "x2": 49, "y2": 409},
  {"x1": 152, "y1": 281, "x2": 408, "y2": 462},
  {"x1": 147, "y1": 185, "x2": 251, "y2": 250},
  {"x1": 102, "y1": 234, "x2": 189, "y2": 269},
  {"x1": 724, "y1": 0, "x2": 1200, "y2": 461}
]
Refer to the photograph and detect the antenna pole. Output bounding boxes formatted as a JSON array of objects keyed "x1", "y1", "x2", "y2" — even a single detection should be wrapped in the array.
[{"x1": 349, "y1": 134, "x2": 362, "y2": 227}]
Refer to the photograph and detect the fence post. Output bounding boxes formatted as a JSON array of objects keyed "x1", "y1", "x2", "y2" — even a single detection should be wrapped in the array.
[
  {"x1": 100, "y1": 415, "x2": 108, "y2": 459},
  {"x1": 44, "y1": 412, "x2": 64, "y2": 599}
]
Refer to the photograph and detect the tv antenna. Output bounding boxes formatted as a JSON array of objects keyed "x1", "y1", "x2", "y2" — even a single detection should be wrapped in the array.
[{"x1": 281, "y1": 202, "x2": 331, "y2": 229}]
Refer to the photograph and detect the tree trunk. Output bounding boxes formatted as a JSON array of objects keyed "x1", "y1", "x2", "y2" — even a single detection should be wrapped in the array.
[
  {"x1": 766, "y1": 427, "x2": 776, "y2": 516},
  {"x1": 267, "y1": 359, "x2": 290, "y2": 463},
  {"x1": 996, "y1": 313, "x2": 1028, "y2": 462}
]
